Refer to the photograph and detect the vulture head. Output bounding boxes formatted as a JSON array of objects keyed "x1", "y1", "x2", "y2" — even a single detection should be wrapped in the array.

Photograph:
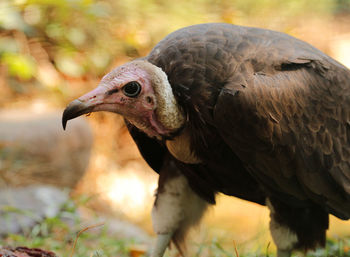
[{"x1": 62, "y1": 60, "x2": 185, "y2": 139}]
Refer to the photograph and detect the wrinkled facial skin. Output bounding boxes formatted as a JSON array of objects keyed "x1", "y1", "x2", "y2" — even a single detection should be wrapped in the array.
[
  {"x1": 87, "y1": 67, "x2": 156, "y2": 120},
  {"x1": 62, "y1": 64, "x2": 170, "y2": 139}
]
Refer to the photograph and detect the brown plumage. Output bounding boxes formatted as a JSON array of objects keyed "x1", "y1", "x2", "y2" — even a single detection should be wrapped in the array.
[{"x1": 62, "y1": 23, "x2": 350, "y2": 257}]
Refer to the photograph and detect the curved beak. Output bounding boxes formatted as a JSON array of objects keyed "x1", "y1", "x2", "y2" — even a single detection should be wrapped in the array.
[
  {"x1": 62, "y1": 86, "x2": 110, "y2": 130},
  {"x1": 62, "y1": 100, "x2": 94, "y2": 130}
]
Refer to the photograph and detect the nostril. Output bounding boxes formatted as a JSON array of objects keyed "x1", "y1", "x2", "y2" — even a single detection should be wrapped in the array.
[{"x1": 106, "y1": 88, "x2": 119, "y2": 95}]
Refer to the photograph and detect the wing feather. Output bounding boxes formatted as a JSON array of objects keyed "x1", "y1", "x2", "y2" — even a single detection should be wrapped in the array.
[
  {"x1": 146, "y1": 23, "x2": 350, "y2": 218},
  {"x1": 214, "y1": 58, "x2": 350, "y2": 219}
]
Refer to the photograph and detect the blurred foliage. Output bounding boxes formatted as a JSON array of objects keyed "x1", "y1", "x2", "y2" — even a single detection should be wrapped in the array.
[{"x1": 0, "y1": 0, "x2": 350, "y2": 106}]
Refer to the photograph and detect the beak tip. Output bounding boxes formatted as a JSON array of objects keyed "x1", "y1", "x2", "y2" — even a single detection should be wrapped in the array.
[
  {"x1": 61, "y1": 99, "x2": 91, "y2": 131},
  {"x1": 62, "y1": 107, "x2": 70, "y2": 130},
  {"x1": 62, "y1": 119, "x2": 67, "y2": 130}
]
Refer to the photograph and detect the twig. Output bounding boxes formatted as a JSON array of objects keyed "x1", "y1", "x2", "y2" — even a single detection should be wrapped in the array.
[
  {"x1": 233, "y1": 240, "x2": 239, "y2": 257},
  {"x1": 69, "y1": 223, "x2": 104, "y2": 257},
  {"x1": 265, "y1": 242, "x2": 271, "y2": 257}
]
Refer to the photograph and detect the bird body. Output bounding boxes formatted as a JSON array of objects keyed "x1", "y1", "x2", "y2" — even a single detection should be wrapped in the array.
[{"x1": 62, "y1": 23, "x2": 350, "y2": 257}]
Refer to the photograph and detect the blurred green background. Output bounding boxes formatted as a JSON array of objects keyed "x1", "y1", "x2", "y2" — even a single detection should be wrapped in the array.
[{"x1": 1, "y1": 0, "x2": 350, "y2": 256}]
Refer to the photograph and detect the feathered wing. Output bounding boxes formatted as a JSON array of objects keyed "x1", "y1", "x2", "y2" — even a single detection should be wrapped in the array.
[
  {"x1": 213, "y1": 55, "x2": 350, "y2": 219},
  {"x1": 144, "y1": 23, "x2": 350, "y2": 218}
]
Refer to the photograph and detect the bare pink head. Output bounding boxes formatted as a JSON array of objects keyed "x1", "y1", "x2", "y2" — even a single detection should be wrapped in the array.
[{"x1": 62, "y1": 60, "x2": 185, "y2": 139}]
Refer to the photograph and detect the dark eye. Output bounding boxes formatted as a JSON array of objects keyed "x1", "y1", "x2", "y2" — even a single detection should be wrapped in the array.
[{"x1": 122, "y1": 81, "x2": 141, "y2": 97}]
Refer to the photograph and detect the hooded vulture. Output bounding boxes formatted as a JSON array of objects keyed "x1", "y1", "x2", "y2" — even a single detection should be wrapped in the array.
[{"x1": 62, "y1": 23, "x2": 350, "y2": 257}]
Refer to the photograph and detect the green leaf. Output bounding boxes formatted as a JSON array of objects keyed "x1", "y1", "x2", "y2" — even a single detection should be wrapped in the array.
[{"x1": 1, "y1": 53, "x2": 37, "y2": 80}]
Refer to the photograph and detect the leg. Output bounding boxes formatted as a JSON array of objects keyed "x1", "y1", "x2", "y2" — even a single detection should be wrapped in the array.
[
  {"x1": 267, "y1": 198, "x2": 297, "y2": 257},
  {"x1": 151, "y1": 233, "x2": 173, "y2": 257},
  {"x1": 266, "y1": 197, "x2": 329, "y2": 257},
  {"x1": 151, "y1": 158, "x2": 208, "y2": 257}
]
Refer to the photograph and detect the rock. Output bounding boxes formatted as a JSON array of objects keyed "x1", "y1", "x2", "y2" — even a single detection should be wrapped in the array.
[
  {"x1": 0, "y1": 109, "x2": 92, "y2": 188},
  {"x1": 95, "y1": 216, "x2": 151, "y2": 243},
  {"x1": 0, "y1": 185, "x2": 69, "y2": 235},
  {"x1": 0, "y1": 246, "x2": 57, "y2": 257},
  {"x1": 0, "y1": 184, "x2": 151, "y2": 243},
  {"x1": 78, "y1": 206, "x2": 152, "y2": 243}
]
